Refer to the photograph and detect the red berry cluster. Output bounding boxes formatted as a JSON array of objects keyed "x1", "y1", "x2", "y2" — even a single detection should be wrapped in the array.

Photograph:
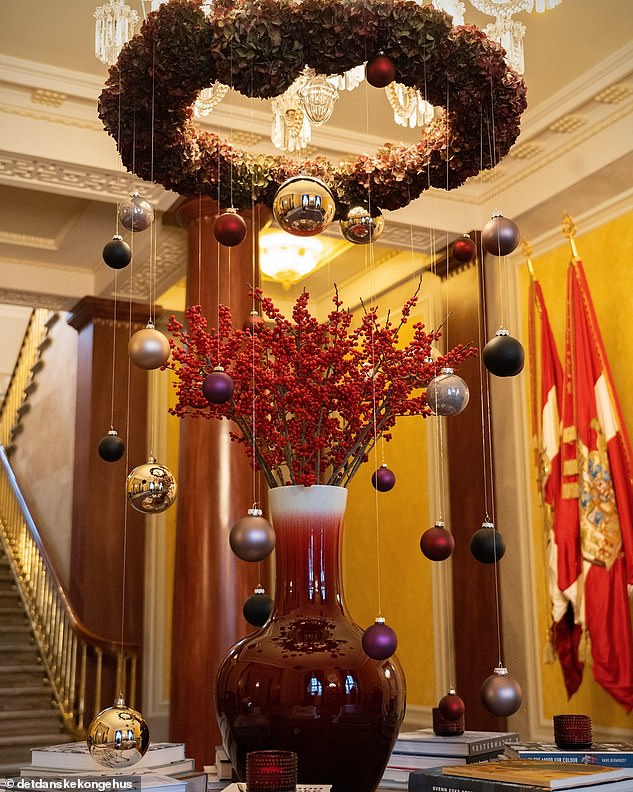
[{"x1": 167, "y1": 285, "x2": 476, "y2": 488}]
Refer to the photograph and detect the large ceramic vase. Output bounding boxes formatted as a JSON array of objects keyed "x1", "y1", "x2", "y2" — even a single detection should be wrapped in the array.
[{"x1": 215, "y1": 485, "x2": 406, "y2": 792}]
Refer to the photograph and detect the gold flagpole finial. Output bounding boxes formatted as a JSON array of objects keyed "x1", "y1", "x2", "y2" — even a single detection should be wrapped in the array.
[
  {"x1": 521, "y1": 240, "x2": 535, "y2": 279},
  {"x1": 562, "y1": 213, "x2": 579, "y2": 261}
]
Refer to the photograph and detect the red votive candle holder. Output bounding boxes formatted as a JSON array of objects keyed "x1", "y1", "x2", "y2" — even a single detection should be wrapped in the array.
[
  {"x1": 553, "y1": 714, "x2": 592, "y2": 749},
  {"x1": 246, "y1": 750, "x2": 298, "y2": 792}
]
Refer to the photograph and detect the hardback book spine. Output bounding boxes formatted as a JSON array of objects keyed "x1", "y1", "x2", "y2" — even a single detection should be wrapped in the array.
[
  {"x1": 397, "y1": 734, "x2": 519, "y2": 758},
  {"x1": 511, "y1": 752, "x2": 633, "y2": 767},
  {"x1": 408, "y1": 770, "x2": 542, "y2": 792}
]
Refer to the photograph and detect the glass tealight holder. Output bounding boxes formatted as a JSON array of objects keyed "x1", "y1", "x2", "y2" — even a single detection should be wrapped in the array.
[{"x1": 246, "y1": 750, "x2": 297, "y2": 792}]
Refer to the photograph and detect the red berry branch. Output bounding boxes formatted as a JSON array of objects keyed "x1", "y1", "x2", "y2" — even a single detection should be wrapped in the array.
[{"x1": 167, "y1": 285, "x2": 476, "y2": 488}]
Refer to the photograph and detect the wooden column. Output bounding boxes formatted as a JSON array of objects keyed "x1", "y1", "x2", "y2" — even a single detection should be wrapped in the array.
[
  {"x1": 68, "y1": 297, "x2": 148, "y2": 648},
  {"x1": 442, "y1": 255, "x2": 507, "y2": 732},
  {"x1": 169, "y1": 198, "x2": 266, "y2": 767}
]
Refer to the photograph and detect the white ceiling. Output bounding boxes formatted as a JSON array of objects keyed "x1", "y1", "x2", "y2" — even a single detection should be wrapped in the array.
[{"x1": 0, "y1": 0, "x2": 632, "y2": 394}]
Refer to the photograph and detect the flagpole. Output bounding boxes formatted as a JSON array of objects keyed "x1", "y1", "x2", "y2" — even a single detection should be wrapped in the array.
[{"x1": 561, "y1": 213, "x2": 580, "y2": 262}]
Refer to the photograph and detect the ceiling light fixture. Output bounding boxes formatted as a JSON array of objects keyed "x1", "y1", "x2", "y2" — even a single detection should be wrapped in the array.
[{"x1": 258, "y1": 230, "x2": 326, "y2": 290}]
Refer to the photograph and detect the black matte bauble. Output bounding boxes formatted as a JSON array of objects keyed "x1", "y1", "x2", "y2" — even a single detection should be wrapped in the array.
[
  {"x1": 483, "y1": 333, "x2": 525, "y2": 377},
  {"x1": 470, "y1": 526, "x2": 506, "y2": 564},
  {"x1": 98, "y1": 433, "x2": 125, "y2": 462},
  {"x1": 102, "y1": 236, "x2": 132, "y2": 270},
  {"x1": 243, "y1": 591, "x2": 274, "y2": 627}
]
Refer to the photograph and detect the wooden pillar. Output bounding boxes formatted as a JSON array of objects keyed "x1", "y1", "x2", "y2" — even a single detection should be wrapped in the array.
[
  {"x1": 67, "y1": 297, "x2": 148, "y2": 648},
  {"x1": 169, "y1": 198, "x2": 266, "y2": 767},
  {"x1": 442, "y1": 254, "x2": 507, "y2": 732}
]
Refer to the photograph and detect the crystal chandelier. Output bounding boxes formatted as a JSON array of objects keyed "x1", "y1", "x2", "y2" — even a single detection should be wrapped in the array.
[
  {"x1": 386, "y1": 83, "x2": 435, "y2": 129},
  {"x1": 94, "y1": 0, "x2": 139, "y2": 66},
  {"x1": 299, "y1": 71, "x2": 339, "y2": 126}
]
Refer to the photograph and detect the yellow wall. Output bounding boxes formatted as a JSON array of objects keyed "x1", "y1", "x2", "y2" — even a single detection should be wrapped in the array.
[
  {"x1": 519, "y1": 209, "x2": 633, "y2": 731},
  {"x1": 343, "y1": 302, "x2": 437, "y2": 710}
]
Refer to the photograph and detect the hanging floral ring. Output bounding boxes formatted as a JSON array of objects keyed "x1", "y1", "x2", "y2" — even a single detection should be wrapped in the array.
[{"x1": 98, "y1": 0, "x2": 527, "y2": 214}]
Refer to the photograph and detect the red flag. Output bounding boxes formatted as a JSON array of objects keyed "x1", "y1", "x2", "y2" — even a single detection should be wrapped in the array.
[
  {"x1": 531, "y1": 279, "x2": 583, "y2": 697},
  {"x1": 563, "y1": 260, "x2": 633, "y2": 711}
]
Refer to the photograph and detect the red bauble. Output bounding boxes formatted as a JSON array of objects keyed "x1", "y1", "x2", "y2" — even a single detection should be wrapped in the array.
[
  {"x1": 438, "y1": 690, "x2": 465, "y2": 721},
  {"x1": 452, "y1": 234, "x2": 477, "y2": 263},
  {"x1": 420, "y1": 523, "x2": 455, "y2": 561},
  {"x1": 366, "y1": 55, "x2": 396, "y2": 88},
  {"x1": 214, "y1": 209, "x2": 247, "y2": 247},
  {"x1": 242, "y1": 311, "x2": 266, "y2": 334}
]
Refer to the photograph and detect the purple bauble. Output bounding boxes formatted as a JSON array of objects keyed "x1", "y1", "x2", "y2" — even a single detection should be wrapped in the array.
[
  {"x1": 481, "y1": 213, "x2": 520, "y2": 257},
  {"x1": 203, "y1": 369, "x2": 234, "y2": 404},
  {"x1": 214, "y1": 209, "x2": 247, "y2": 247},
  {"x1": 371, "y1": 464, "x2": 396, "y2": 492},
  {"x1": 480, "y1": 667, "x2": 523, "y2": 717},
  {"x1": 420, "y1": 523, "x2": 455, "y2": 561},
  {"x1": 483, "y1": 330, "x2": 525, "y2": 377},
  {"x1": 362, "y1": 619, "x2": 398, "y2": 660},
  {"x1": 452, "y1": 235, "x2": 477, "y2": 263},
  {"x1": 438, "y1": 690, "x2": 465, "y2": 721},
  {"x1": 366, "y1": 55, "x2": 396, "y2": 88}
]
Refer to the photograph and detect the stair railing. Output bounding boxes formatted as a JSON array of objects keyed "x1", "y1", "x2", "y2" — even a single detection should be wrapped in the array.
[{"x1": 0, "y1": 446, "x2": 140, "y2": 737}]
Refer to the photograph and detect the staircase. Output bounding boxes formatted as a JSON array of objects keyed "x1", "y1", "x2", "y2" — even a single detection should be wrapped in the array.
[{"x1": 0, "y1": 543, "x2": 71, "y2": 777}]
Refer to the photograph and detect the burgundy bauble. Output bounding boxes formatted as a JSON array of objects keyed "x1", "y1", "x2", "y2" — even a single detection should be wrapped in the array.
[
  {"x1": 243, "y1": 586, "x2": 274, "y2": 627},
  {"x1": 371, "y1": 464, "x2": 396, "y2": 492},
  {"x1": 366, "y1": 55, "x2": 396, "y2": 88},
  {"x1": 470, "y1": 521, "x2": 506, "y2": 564},
  {"x1": 480, "y1": 667, "x2": 523, "y2": 717},
  {"x1": 102, "y1": 235, "x2": 131, "y2": 270},
  {"x1": 214, "y1": 209, "x2": 247, "y2": 247},
  {"x1": 438, "y1": 690, "x2": 465, "y2": 722},
  {"x1": 481, "y1": 213, "x2": 520, "y2": 256},
  {"x1": 202, "y1": 368, "x2": 234, "y2": 404},
  {"x1": 452, "y1": 234, "x2": 477, "y2": 263},
  {"x1": 483, "y1": 329, "x2": 525, "y2": 377},
  {"x1": 362, "y1": 618, "x2": 398, "y2": 660},
  {"x1": 420, "y1": 523, "x2": 455, "y2": 561},
  {"x1": 98, "y1": 431, "x2": 125, "y2": 462},
  {"x1": 242, "y1": 311, "x2": 266, "y2": 334}
]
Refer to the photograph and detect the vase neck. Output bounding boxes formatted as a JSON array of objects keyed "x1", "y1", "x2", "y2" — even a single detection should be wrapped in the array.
[{"x1": 269, "y1": 485, "x2": 348, "y2": 616}]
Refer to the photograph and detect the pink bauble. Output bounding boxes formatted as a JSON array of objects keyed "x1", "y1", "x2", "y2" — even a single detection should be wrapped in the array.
[{"x1": 480, "y1": 667, "x2": 523, "y2": 717}]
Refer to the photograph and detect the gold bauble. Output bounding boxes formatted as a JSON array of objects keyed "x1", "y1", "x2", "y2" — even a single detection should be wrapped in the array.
[
  {"x1": 87, "y1": 695, "x2": 149, "y2": 768},
  {"x1": 272, "y1": 176, "x2": 336, "y2": 237},
  {"x1": 128, "y1": 324, "x2": 170, "y2": 370},
  {"x1": 126, "y1": 456, "x2": 177, "y2": 514},
  {"x1": 339, "y1": 204, "x2": 385, "y2": 244}
]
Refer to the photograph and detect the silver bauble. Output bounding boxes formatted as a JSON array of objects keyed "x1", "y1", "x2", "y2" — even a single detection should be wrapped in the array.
[
  {"x1": 272, "y1": 176, "x2": 336, "y2": 237},
  {"x1": 426, "y1": 367, "x2": 469, "y2": 416},
  {"x1": 480, "y1": 666, "x2": 523, "y2": 717},
  {"x1": 128, "y1": 323, "x2": 170, "y2": 370},
  {"x1": 126, "y1": 456, "x2": 177, "y2": 514},
  {"x1": 339, "y1": 204, "x2": 385, "y2": 244},
  {"x1": 87, "y1": 695, "x2": 149, "y2": 768},
  {"x1": 118, "y1": 192, "x2": 155, "y2": 232},
  {"x1": 230, "y1": 507, "x2": 275, "y2": 562}
]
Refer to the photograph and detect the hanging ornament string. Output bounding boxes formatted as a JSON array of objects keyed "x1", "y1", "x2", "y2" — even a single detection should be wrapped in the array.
[
  {"x1": 476, "y1": 111, "x2": 504, "y2": 670},
  {"x1": 487, "y1": 78, "x2": 507, "y2": 331}
]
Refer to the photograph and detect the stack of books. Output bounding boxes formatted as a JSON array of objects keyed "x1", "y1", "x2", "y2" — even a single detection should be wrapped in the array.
[
  {"x1": 380, "y1": 730, "x2": 519, "y2": 788},
  {"x1": 20, "y1": 741, "x2": 210, "y2": 792},
  {"x1": 407, "y1": 758, "x2": 633, "y2": 791},
  {"x1": 504, "y1": 741, "x2": 633, "y2": 768}
]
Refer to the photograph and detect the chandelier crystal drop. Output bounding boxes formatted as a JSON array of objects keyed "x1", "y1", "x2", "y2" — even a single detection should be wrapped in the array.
[
  {"x1": 327, "y1": 64, "x2": 366, "y2": 92},
  {"x1": 431, "y1": 0, "x2": 466, "y2": 25},
  {"x1": 271, "y1": 77, "x2": 312, "y2": 153},
  {"x1": 468, "y1": 0, "x2": 532, "y2": 14},
  {"x1": 299, "y1": 73, "x2": 339, "y2": 126},
  {"x1": 94, "y1": 0, "x2": 139, "y2": 66},
  {"x1": 484, "y1": 15, "x2": 526, "y2": 74},
  {"x1": 193, "y1": 82, "x2": 229, "y2": 118},
  {"x1": 386, "y1": 83, "x2": 435, "y2": 128}
]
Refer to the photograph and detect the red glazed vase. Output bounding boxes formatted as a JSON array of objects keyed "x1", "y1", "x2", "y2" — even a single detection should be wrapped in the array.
[{"x1": 215, "y1": 485, "x2": 406, "y2": 792}]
